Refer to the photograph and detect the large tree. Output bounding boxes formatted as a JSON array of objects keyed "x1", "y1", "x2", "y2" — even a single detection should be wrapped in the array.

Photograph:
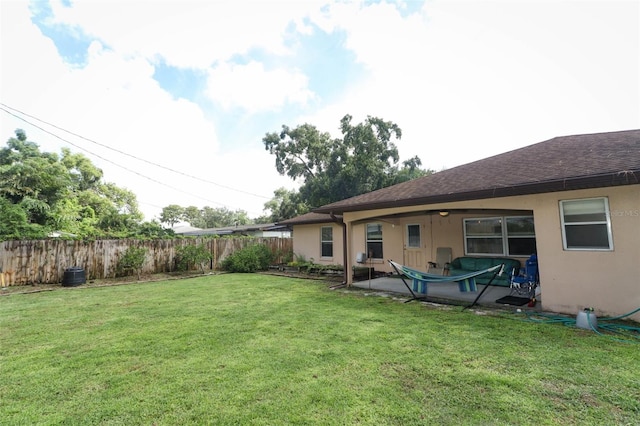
[
  {"x1": 260, "y1": 187, "x2": 309, "y2": 223},
  {"x1": 160, "y1": 204, "x2": 185, "y2": 228},
  {"x1": 0, "y1": 129, "x2": 70, "y2": 225},
  {"x1": 200, "y1": 206, "x2": 250, "y2": 228},
  {"x1": 0, "y1": 196, "x2": 44, "y2": 239},
  {"x1": 263, "y1": 114, "x2": 431, "y2": 208},
  {"x1": 160, "y1": 205, "x2": 251, "y2": 228},
  {"x1": 0, "y1": 129, "x2": 149, "y2": 239}
]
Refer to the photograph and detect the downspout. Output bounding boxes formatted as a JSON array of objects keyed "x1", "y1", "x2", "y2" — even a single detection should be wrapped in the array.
[{"x1": 330, "y1": 212, "x2": 348, "y2": 287}]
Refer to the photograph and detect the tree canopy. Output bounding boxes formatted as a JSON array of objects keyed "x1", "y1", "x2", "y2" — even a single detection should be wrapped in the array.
[
  {"x1": 0, "y1": 129, "x2": 172, "y2": 240},
  {"x1": 263, "y1": 114, "x2": 432, "y2": 210},
  {"x1": 259, "y1": 187, "x2": 309, "y2": 223},
  {"x1": 160, "y1": 204, "x2": 252, "y2": 229}
]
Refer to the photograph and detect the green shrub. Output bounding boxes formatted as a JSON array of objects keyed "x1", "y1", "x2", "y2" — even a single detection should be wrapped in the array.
[
  {"x1": 221, "y1": 244, "x2": 274, "y2": 273},
  {"x1": 117, "y1": 246, "x2": 147, "y2": 279},
  {"x1": 274, "y1": 248, "x2": 294, "y2": 265},
  {"x1": 176, "y1": 244, "x2": 212, "y2": 274}
]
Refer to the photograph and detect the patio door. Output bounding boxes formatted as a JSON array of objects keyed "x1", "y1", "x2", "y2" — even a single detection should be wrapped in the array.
[{"x1": 403, "y1": 223, "x2": 427, "y2": 269}]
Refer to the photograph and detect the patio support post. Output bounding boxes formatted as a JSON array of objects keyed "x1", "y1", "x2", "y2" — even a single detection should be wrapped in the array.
[
  {"x1": 344, "y1": 220, "x2": 354, "y2": 286},
  {"x1": 330, "y1": 212, "x2": 349, "y2": 286}
]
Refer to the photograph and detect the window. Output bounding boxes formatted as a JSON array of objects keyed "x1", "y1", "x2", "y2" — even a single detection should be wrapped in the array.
[
  {"x1": 321, "y1": 226, "x2": 333, "y2": 257},
  {"x1": 464, "y1": 216, "x2": 536, "y2": 256},
  {"x1": 465, "y1": 218, "x2": 504, "y2": 255},
  {"x1": 506, "y1": 217, "x2": 537, "y2": 255},
  {"x1": 406, "y1": 224, "x2": 421, "y2": 248},
  {"x1": 560, "y1": 198, "x2": 613, "y2": 250},
  {"x1": 366, "y1": 223, "x2": 383, "y2": 259}
]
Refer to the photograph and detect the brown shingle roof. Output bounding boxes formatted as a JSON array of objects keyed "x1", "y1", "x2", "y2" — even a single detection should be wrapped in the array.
[
  {"x1": 314, "y1": 129, "x2": 640, "y2": 214},
  {"x1": 277, "y1": 212, "x2": 340, "y2": 226}
]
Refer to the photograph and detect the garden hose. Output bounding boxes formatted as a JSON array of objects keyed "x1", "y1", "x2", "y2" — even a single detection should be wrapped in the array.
[{"x1": 522, "y1": 307, "x2": 640, "y2": 344}]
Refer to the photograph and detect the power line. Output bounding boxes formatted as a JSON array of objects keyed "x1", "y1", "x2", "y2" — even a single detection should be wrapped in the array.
[
  {"x1": 0, "y1": 104, "x2": 268, "y2": 213},
  {"x1": 0, "y1": 102, "x2": 271, "y2": 200}
]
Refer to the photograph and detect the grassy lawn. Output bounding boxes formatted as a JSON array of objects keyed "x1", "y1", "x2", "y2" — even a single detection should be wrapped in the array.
[{"x1": 1, "y1": 274, "x2": 638, "y2": 425}]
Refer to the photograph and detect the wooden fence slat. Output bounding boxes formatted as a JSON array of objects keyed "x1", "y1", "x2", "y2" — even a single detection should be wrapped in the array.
[{"x1": 0, "y1": 238, "x2": 292, "y2": 286}]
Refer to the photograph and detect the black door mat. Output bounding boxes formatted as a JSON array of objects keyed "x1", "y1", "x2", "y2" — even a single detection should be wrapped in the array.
[{"x1": 495, "y1": 295, "x2": 530, "y2": 306}]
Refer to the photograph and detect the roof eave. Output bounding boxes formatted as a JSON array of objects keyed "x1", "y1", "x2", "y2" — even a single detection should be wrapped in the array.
[
  {"x1": 277, "y1": 217, "x2": 336, "y2": 226},
  {"x1": 313, "y1": 170, "x2": 640, "y2": 214}
]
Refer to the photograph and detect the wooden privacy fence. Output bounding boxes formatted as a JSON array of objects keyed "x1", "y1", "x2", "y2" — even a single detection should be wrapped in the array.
[{"x1": 0, "y1": 237, "x2": 292, "y2": 286}]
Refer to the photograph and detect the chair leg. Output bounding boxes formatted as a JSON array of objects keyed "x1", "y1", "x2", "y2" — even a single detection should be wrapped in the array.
[{"x1": 510, "y1": 281, "x2": 534, "y2": 298}]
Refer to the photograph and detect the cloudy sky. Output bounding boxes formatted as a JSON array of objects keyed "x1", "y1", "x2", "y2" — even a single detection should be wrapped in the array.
[{"x1": 1, "y1": 0, "x2": 638, "y2": 222}]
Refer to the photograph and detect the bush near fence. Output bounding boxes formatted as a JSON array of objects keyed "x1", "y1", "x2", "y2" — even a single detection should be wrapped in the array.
[{"x1": 0, "y1": 237, "x2": 292, "y2": 286}]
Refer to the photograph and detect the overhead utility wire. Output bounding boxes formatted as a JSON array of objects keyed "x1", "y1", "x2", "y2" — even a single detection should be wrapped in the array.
[
  {"x1": 0, "y1": 102, "x2": 270, "y2": 200},
  {"x1": 0, "y1": 105, "x2": 245, "y2": 210}
]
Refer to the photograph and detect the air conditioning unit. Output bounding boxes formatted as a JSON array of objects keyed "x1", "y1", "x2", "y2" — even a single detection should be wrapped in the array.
[{"x1": 356, "y1": 252, "x2": 367, "y2": 263}]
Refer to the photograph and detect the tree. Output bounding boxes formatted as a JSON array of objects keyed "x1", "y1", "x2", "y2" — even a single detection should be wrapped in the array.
[
  {"x1": 263, "y1": 114, "x2": 431, "y2": 207},
  {"x1": 0, "y1": 130, "x2": 71, "y2": 224},
  {"x1": 389, "y1": 155, "x2": 431, "y2": 184},
  {"x1": 261, "y1": 187, "x2": 309, "y2": 222},
  {"x1": 182, "y1": 206, "x2": 206, "y2": 228},
  {"x1": 0, "y1": 129, "x2": 154, "y2": 239},
  {"x1": 200, "y1": 206, "x2": 250, "y2": 228},
  {"x1": 49, "y1": 196, "x2": 98, "y2": 237},
  {"x1": 0, "y1": 196, "x2": 46, "y2": 239},
  {"x1": 135, "y1": 220, "x2": 175, "y2": 239},
  {"x1": 171, "y1": 205, "x2": 251, "y2": 228},
  {"x1": 60, "y1": 148, "x2": 103, "y2": 191},
  {"x1": 100, "y1": 183, "x2": 142, "y2": 219},
  {"x1": 160, "y1": 204, "x2": 184, "y2": 227}
]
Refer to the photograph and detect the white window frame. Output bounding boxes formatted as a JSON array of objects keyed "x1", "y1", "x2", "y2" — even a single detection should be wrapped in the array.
[
  {"x1": 320, "y1": 226, "x2": 333, "y2": 258},
  {"x1": 366, "y1": 223, "x2": 383, "y2": 259},
  {"x1": 406, "y1": 224, "x2": 421, "y2": 248},
  {"x1": 559, "y1": 197, "x2": 613, "y2": 251},
  {"x1": 463, "y1": 215, "x2": 536, "y2": 256}
]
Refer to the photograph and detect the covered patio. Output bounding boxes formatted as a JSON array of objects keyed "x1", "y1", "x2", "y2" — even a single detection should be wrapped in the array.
[{"x1": 351, "y1": 275, "x2": 540, "y2": 310}]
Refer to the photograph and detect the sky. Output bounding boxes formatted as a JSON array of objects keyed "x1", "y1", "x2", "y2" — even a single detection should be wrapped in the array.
[{"x1": 1, "y1": 0, "x2": 638, "y2": 222}]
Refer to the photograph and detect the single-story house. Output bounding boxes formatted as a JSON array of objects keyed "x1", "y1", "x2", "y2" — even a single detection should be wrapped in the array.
[
  {"x1": 174, "y1": 223, "x2": 291, "y2": 238},
  {"x1": 171, "y1": 225, "x2": 204, "y2": 234},
  {"x1": 278, "y1": 129, "x2": 640, "y2": 320}
]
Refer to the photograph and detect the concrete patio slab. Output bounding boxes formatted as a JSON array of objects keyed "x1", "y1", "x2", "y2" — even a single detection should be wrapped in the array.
[{"x1": 351, "y1": 275, "x2": 538, "y2": 309}]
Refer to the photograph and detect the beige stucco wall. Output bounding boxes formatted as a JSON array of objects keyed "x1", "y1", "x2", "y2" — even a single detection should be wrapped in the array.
[
  {"x1": 292, "y1": 223, "x2": 344, "y2": 266},
  {"x1": 293, "y1": 185, "x2": 639, "y2": 320},
  {"x1": 343, "y1": 206, "x2": 536, "y2": 278},
  {"x1": 346, "y1": 214, "x2": 468, "y2": 271},
  {"x1": 532, "y1": 186, "x2": 640, "y2": 321}
]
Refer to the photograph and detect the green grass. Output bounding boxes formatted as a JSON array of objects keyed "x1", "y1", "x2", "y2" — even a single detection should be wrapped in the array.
[{"x1": 1, "y1": 274, "x2": 638, "y2": 425}]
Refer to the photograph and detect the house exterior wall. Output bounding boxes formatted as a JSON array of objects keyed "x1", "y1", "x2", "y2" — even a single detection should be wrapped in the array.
[
  {"x1": 347, "y1": 212, "x2": 532, "y2": 275},
  {"x1": 292, "y1": 223, "x2": 344, "y2": 265},
  {"x1": 290, "y1": 184, "x2": 639, "y2": 320},
  {"x1": 532, "y1": 186, "x2": 640, "y2": 321},
  {"x1": 348, "y1": 215, "x2": 469, "y2": 271}
]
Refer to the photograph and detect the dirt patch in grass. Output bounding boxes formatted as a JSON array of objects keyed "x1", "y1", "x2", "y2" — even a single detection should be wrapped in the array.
[
  {"x1": 1, "y1": 269, "x2": 347, "y2": 296},
  {"x1": 259, "y1": 269, "x2": 345, "y2": 283},
  {"x1": 0, "y1": 272, "x2": 215, "y2": 296}
]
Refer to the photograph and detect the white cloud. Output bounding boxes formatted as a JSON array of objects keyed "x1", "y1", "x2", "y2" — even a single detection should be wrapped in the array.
[
  {"x1": 206, "y1": 61, "x2": 315, "y2": 112},
  {"x1": 1, "y1": 2, "x2": 230, "y2": 220},
  {"x1": 323, "y1": 1, "x2": 428, "y2": 71},
  {"x1": 125, "y1": 146, "x2": 297, "y2": 220},
  {"x1": 303, "y1": 0, "x2": 639, "y2": 170},
  {"x1": 1, "y1": 1, "x2": 299, "y2": 221},
  {"x1": 46, "y1": 0, "x2": 326, "y2": 68},
  {"x1": 2, "y1": 0, "x2": 638, "y2": 223}
]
